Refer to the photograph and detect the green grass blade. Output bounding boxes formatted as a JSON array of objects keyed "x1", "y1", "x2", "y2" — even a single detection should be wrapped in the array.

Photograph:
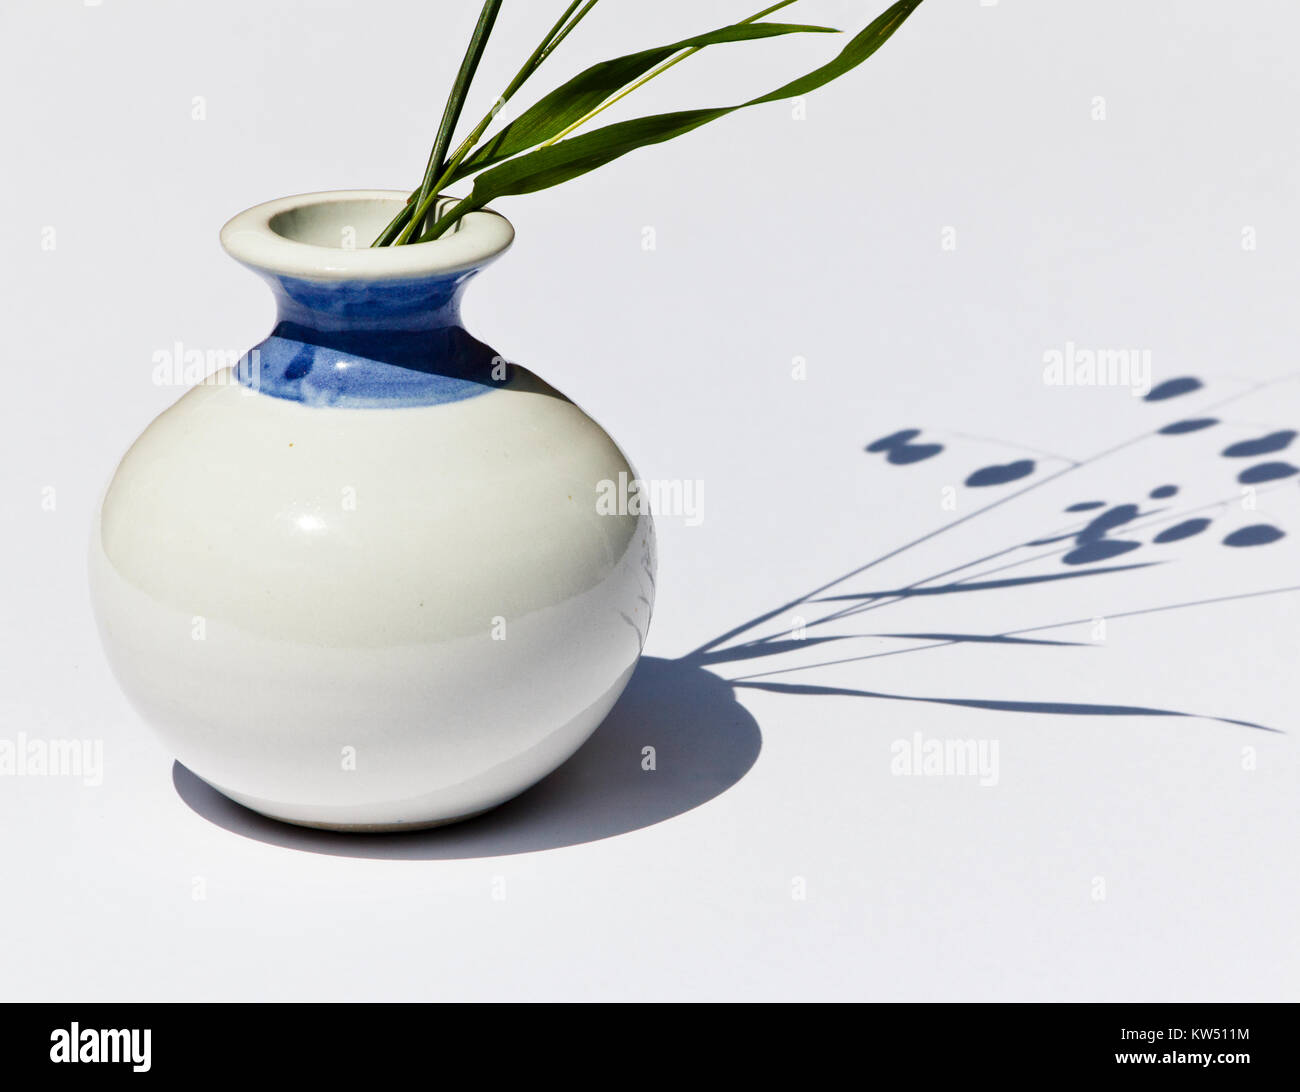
[
  {"x1": 537, "y1": 0, "x2": 808, "y2": 149},
  {"x1": 374, "y1": 0, "x2": 598, "y2": 247},
  {"x1": 396, "y1": 0, "x2": 504, "y2": 245},
  {"x1": 747, "y1": 0, "x2": 921, "y2": 104},
  {"x1": 426, "y1": 0, "x2": 600, "y2": 203},
  {"x1": 420, "y1": 0, "x2": 924, "y2": 240},
  {"x1": 448, "y1": 21, "x2": 840, "y2": 182}
]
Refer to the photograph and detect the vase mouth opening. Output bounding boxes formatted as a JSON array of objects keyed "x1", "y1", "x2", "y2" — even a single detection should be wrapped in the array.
[{"x1": 220, "y1": 190, "x2": 514, "y2": 282}]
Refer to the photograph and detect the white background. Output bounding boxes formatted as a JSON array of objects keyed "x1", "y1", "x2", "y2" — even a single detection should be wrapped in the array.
[{"x1": 1, "y1": 0, "x2": 1297, "y2": 1000}]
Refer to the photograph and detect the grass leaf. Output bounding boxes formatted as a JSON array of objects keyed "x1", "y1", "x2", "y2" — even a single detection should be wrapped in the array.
[
  {"x1": 420, "y1": 0, "x2": 924, "y2": 240},
  {"x1": 373, "y1": 0, "x2": 598, "y2": 246},
  {"x1": 449, "y1": 21, "x2": 840, "y2": 182}
]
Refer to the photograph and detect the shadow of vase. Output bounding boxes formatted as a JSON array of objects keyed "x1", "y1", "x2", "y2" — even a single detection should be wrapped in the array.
[{"x1": 173, "y1": 656, "x2": 761, "y2": 859}]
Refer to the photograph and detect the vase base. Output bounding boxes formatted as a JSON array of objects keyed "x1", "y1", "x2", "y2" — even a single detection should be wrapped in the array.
[
  {"x1": 211, "y1": 782, "x2": 506, "y2": 834},
  {"x1": 262, "y1": 807, "x2": 497, "y2": 834}
]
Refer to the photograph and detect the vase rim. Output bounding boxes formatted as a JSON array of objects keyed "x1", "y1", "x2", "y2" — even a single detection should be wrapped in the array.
[{"x1": 220, "y1": 189, "x2": 514, "y2": 283}]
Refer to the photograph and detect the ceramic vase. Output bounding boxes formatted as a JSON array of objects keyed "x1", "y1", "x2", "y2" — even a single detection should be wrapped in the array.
[{"x1": 89, "y1": 190, "x2": 655, "y2": 830}]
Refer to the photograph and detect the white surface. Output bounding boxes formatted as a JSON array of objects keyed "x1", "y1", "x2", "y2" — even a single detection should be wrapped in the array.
[{"x1": 1, "y1": 0, "x2": 1297, "y2": 1000}]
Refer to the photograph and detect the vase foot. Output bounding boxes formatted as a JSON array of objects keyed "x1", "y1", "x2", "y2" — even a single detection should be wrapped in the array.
[
  {"x1": 210, "y1": 782, "x2": 504, "y2": 834},
  {"x1": 262, "y1": 807, "x2": 497, "y2": 834}
]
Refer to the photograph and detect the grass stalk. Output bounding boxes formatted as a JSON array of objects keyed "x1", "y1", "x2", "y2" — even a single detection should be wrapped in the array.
[
  {"x1": 394, "y1": 0, "x2": 504, "y2": 245},
  {"x1": 393, "y1": 0, "x2": 602, "y2": 246}
]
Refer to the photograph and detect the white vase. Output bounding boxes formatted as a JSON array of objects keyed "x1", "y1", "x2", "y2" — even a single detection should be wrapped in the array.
[{"x1": 89, "y1": 190, "x2": 655, "y2": 831}]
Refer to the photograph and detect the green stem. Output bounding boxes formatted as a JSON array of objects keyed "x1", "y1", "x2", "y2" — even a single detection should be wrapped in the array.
[
  {"x1": 396, "y1": 0, "x2": 503, "y2": 245},
  {"x1": 436, "y1": 1, "x2": 594, "y2": 198},
  {"x1": 535, "y1": 0, "x2": 599, "y2": 66},
  {"x1": 377, "y1": 0, "x2": 599, "y2": 247},
  {"x1": 418, "y1": 195, "x2": 482, "y2": 244},
  {"x1": 371, "y1": 194, "x2": 417, "y2": 248},
  {"x1": 373, "y1": 0, "x2": 517, "y2": 249},
  {"x1": 401, "y1": 0, "x2": 603, "y2": 244}
]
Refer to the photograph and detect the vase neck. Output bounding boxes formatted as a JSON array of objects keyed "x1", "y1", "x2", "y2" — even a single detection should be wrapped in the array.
[
  {"x1": 220, "y1": 191, "x2": 515, "y2": 409},
  {"x1": 238, "y1": 269, "x2": 508, "y2": 409},
  {"x1": 271, "y1": 267, "x2": 473, "y2": 334}
]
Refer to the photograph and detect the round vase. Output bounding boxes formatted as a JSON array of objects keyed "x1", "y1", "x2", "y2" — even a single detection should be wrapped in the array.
[{"x1": 89, "y1": 190, "x2": 656, "y2": 831}]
